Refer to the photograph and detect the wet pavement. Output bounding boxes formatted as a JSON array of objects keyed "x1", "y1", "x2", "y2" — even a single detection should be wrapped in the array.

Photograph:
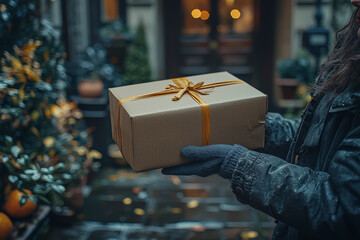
[{"x1": 44, "y1": 167, "x2": 275, "y2": 240}]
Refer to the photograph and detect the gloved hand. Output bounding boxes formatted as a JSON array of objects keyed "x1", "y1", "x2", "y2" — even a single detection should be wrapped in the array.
[{"x1": 161, "y1": 144, "x2": 248, "y2": 179}]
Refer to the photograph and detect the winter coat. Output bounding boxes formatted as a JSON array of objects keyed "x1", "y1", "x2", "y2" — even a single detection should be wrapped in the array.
[{"x1": 228, "y1": 86, "x2": 360, "y2": 239}]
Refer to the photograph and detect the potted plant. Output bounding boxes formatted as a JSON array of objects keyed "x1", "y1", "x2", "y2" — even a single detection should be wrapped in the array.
[
  {"x1": 276, "y1": 48, "x2": 314, "y2": 99},
  {"x1": 77, "y1": 72, "x2": 104, "y2": 98}
]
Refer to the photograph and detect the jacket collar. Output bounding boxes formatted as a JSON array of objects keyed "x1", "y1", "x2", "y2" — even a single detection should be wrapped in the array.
[{"x1": 329, "y1": 89, "x2": 360, "y2": 113}]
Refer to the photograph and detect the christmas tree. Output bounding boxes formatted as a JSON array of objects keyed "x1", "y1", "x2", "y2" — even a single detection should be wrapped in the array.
[
  {"x1": 0, "y1": 0, "x2": 100, "y2": 213},
  {"x1": 123, "y1": 22, "x2": 152, "y2": 85}
]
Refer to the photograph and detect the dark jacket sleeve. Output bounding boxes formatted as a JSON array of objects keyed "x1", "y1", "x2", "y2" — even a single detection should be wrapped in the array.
[
  {"x1": 228, "y1": 125, "x2": 360, "y2": 239},
  {"x1": 263, "y1": 112, "x2": 300, "y2": 159}
]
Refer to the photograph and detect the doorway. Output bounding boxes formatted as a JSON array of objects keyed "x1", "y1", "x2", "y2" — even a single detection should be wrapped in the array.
[
  {"x1": 164, "y1": 0, "x2": 256, "y2": 83},
  {"x1": 181, "y1": 0, "x2": 254, "y2": 81},
  {"x1": 164, "y1": 0, "x2": 276, "y2": 106}
]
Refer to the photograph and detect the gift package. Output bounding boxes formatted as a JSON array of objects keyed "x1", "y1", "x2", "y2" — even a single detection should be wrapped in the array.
[{"x1": 109, "y1": 72, "x2": 267, "y2": 172}]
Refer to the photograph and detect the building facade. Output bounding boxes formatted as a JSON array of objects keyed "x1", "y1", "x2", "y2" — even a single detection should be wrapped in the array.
[{"x1": 42, "y1": 0, "x2": 343, "y2": 109}]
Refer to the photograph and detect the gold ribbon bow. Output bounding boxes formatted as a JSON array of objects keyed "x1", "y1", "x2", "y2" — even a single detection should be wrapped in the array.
[{"x1": 117, "y1": 77, "x2": 244, "y2": 152}]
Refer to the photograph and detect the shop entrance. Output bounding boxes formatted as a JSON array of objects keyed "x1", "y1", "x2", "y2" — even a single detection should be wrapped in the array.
[
  {"x1": 165, "y1": 0, "x2": 255, "y2": 83},
  {"x1": 164, "y1": 0, "x2": 276, "y2": 104},
  {"x1": 180, "y1": 0, "x2": 254, "y2": 81}
]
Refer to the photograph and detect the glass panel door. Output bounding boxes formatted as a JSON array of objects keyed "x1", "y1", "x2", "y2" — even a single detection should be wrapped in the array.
[
  {"x1": 181, "y1": 0, "x2": 211, "y2": 35},
  {"x1": 217, "y1": 0, "x2": 254, "y2": 77},
  {"x1": 179, "y1": 0, "x2": 255, "y2": 82},
  {"x1": 218, "y1": 0, "x2": 254, "y2": 34},
  {"x1": 180, "y1": 0, "x2": 212, "y2": 75}
]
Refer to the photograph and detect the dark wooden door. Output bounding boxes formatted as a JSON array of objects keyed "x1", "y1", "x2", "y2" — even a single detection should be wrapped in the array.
[
  {"x1": 165, "y1": 0, "x2": 256, "y2": 83},
  {"x1": 164, "y1": 0, "x2": 276, "y2": 108}
]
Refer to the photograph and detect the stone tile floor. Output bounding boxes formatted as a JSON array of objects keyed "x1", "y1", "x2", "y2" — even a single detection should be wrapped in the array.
[{"x1": 44, "y1": 167, "x2": 275, "y2": 240}]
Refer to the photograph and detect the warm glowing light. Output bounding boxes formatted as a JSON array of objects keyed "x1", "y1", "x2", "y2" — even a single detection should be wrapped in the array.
[
  {"x1": 200, "y1": 10, "x2": 210, "y2": 20},
  {"x1": 134, "y1": 208, "x2": 145, "y2": 215},
  {"x1": 191, "y1": 9, "x2": 201, "y2": 18},
  {"x1": 170, "y1": 208, "x2": 182, "y2": 214},
  {"x1": 226, "y1": 0, "x2": 235, "y2": 6},
  {"x1": 240, "y1": 231, "x2": 259, "y2": 239},
  {"x1": 170, "y1": 176, "x2": 181, "y2": 185},
  {"x1": 230, "y1": 9, "x2": 241, "y2": 19},
  {"x1": 191, "y1": 224, "x2": 206, "y2": 232},
  {"x1": 123, "y1": 197, "x2": 132, "y2": 205},
  {"x1": 186, "y1": 200, "x2": 199, "y2": 208}
]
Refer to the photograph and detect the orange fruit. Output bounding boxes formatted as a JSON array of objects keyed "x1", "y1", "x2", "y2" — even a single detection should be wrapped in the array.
[
  {"x1": 0, "y1": 212, "x2": 13, "y2": 240},
  {"x1": 3, "y1": 189, "x2": 37, "y2": 219}
]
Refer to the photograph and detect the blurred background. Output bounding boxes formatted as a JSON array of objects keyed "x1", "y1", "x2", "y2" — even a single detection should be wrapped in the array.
[{"x1": 0, "y1": 0, "x2": 354, "y2": 239}]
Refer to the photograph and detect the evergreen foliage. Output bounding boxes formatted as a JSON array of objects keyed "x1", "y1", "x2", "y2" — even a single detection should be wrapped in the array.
[
  {"x1": 123, "y1": 22, "x2": 151, "y2": 85},
  {"x1": 277, "y1": 49, "x2": 314, "y2": 84},
  {"x1": 0, "y1": 1, "x2": 38, "y2": 59},
  {"x1": 0, "y1": 0, "x2": 100, "y2": 207}
]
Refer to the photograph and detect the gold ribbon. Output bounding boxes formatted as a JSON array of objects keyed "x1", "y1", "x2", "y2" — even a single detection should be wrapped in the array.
[{"x1": 116, "y1": 77, "x2": 244, "y2": 152}]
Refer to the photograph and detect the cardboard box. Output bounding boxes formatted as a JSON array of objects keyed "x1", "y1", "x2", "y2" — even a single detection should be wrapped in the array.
[{"x1": 109, "y1": 72, "x2": 267, "y2": 172}]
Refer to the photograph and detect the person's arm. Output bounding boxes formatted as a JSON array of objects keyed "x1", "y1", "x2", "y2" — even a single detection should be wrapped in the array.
[
  {"x1": 263, "y1": 112, "x2": 300, "y2": 159},
  {"x1": 228, "y1": 125, "x2": 360, "y2": 239}
]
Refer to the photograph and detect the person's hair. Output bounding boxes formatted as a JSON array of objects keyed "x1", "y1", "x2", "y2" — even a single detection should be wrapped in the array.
[{"x1": 315, "y1": 8, "x2": 360, "y2": 97}]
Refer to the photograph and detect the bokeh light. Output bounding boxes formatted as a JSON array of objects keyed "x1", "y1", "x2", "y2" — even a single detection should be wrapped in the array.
[
  {"x1": 200, "y1": 10, "x2": 210, "y2": 20},
  {"x1": 230, "y1": 9, "x2": 241, "y2": 19},
  {"x1": 191, "y1": 9, "x2": 201, "y2": 18},
  {"x1": 122, "y1": 197, "x2": 132, "y2": 205}
]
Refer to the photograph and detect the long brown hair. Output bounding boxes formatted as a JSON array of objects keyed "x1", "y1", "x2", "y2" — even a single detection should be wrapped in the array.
[{"x1": 316, "y1": 8, "x2": 360, "y2": 97}]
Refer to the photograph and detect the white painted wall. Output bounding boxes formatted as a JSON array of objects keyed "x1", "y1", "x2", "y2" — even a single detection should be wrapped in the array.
[
  {"x1": 291, "y1": 1, "x2": 353, "y2": 54},
  {"x1": 291, "y1": 2, "x2": 332, "y2": 57}
]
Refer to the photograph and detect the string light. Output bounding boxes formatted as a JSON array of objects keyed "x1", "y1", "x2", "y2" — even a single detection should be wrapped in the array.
[
  {"x1": 200, "y1": 10, "x2": 210, "y2": 20},
  {"x1": 191, "y1": 9, "x2": 201, "y2": 18},
  {"x1": 230, "y1": 9, "x2": 241, "y2": 19}
]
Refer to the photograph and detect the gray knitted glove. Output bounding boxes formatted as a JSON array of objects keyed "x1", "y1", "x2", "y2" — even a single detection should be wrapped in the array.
[{"x1": 162, "y1": 144, "x2": 248, "y2": 179}]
